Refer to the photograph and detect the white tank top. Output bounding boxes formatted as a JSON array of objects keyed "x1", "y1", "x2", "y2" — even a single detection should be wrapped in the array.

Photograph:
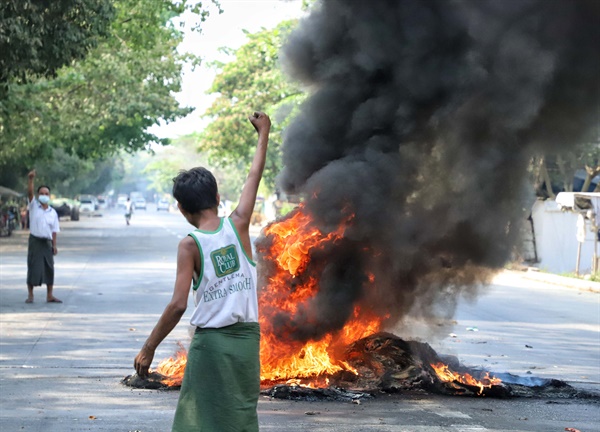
[{"x1": 188, "y1": 218, "x2": 258, "y2": 328}]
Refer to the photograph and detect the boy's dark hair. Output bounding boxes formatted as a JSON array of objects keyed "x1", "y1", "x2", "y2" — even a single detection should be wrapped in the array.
[
  {"x1": 172, "y1": 167, "x2": 218, "y2": 214},
  {"x1": 37, "y1": 185, "x2": 51, "y2": 193}
]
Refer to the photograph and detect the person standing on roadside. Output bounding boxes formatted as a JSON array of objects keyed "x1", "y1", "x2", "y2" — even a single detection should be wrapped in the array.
[
  {"x1": 20, "y1": 204, "x2": 28, "y2": 229},
  {"x1": 25, "y1": 170, "x2": 61, "y2": 304}
]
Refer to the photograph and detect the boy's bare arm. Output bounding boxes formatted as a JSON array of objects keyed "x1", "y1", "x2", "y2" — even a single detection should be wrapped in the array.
[
  {"x1": 134, "y1": 237, "x2": 195, "y2": 378},
  {"x1": 231, "y1": 111, "x2": 271, "y2": 227}
]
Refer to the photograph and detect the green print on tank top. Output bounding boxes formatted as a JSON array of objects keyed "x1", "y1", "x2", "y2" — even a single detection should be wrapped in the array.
[{"x1": 211, "y1": 244, "x2": 240, "y2": 277}]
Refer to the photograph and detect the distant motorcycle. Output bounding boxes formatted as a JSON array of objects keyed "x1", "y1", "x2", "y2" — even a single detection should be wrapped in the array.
[{"x1": 0, "y1": 208, "x2": 15, "y2": 237}]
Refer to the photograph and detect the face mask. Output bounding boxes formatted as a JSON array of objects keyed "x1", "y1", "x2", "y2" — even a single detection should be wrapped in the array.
[{"x1": 38, "y1": 195, "x2": 50, "y2": 205}]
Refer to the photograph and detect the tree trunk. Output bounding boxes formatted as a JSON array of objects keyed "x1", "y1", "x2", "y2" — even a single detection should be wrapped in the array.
[
  {"x1": 581, "y1": 164, "x2": 600, "y2": 193},
  {"x1": 539, "y1": 157, "x2": 555, "y2": 199}
]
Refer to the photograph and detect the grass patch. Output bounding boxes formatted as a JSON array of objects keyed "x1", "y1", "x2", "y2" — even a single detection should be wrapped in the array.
[{"x1": 559, "y1": 272, "x2": 600, "y2": 282}]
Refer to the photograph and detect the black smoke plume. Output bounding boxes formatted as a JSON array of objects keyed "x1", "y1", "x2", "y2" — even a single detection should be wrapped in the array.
[{"x1": 257, "y1": 0, "x2": 600, "y2": 343}]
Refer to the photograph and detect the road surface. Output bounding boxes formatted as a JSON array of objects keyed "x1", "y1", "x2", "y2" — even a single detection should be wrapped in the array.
[{"x1": 1, "y1": 206, "x2": 598, "y2": 431}]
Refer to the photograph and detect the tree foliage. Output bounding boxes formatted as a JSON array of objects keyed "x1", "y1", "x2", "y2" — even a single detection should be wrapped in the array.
[
  {"x1": 143, "y1": 135, "x2": 210, "y2": 195},
  {"x1": 144, "y1": 134, "x2": 244, "y2": 202},
  {"x1": 198, "y1": 19, "x2": 306, "y2": 193},
  {"x1": 34, "y1": 149, "x2": 119, "y2": 196},
  {"x1": 0, "y1": 0, "x2": 115, "y2": 84},
  {"x1": 0, "y1": 0, "x2": 219, "y2": 194}
]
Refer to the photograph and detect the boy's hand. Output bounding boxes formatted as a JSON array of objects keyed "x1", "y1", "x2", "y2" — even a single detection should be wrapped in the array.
[
  {"x1": 134, "y1": 345, "x2": 155, "y2": 379},
  {"x1": 28, "y1": 170, "x2": 36, "y2": 180},
  {"x1": 249, "y1": 111, "x2": 271, "y2": 135}
]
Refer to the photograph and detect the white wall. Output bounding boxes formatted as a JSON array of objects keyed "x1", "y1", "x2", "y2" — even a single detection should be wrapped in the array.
[{"x1": 530, "y1": 199, "x2": 597, "y2": 274}]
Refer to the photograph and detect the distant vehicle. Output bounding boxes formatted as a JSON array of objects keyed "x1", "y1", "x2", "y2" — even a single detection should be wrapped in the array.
[
  {"x1": 156, "y1": 199, "x2": 170, "y2": 211},
  {"x1": 97, "y1": 196, "x2": 108, "y2": 209},
  {"x1": 117, "y1": 195, "x2": 128, "y2": 209},
  {"x1": 134, "y1": 197, "x2": 146, "y2": 210},
  {"x1": 0, "y1": 206, "x2": 17, "y2": 236},
  {"x1": 79, "y1": 198, "x2": 96, "y2": 215},
  {"x1": 50, "y1": 198, "x2": 80, "y2": 221}
]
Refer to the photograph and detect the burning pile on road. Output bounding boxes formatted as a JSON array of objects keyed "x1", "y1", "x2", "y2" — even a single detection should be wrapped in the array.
[
  {"x1": 122, "y1": 330, "x2": 578, "y2": 400},
  {"x1": 262, "y1": 331, "x2": 510, "y2": 399},
  {"x1": 123, "y1": 206, "x2": 568, "y2": 400},
  {"x1": 123, "y1": 206, "x2": 507, "y2": 396},
  {"x1": 253, "y1": 205, "x2": 504, "y2": 397}
]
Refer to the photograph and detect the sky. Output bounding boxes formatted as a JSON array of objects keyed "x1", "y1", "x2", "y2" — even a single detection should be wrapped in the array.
[{"x1": 149, "y1": 0, "x2": 305, "y2": 139}]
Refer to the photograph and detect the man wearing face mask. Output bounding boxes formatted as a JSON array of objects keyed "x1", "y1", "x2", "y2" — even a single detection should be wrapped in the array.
[{"x1": 26, "y1": 169, "x2": 62, "y2": 304}]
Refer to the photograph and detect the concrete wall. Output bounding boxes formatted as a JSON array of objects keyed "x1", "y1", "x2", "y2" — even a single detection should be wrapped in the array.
[{"x1": 530, "y1": 199, "x2": 597, "y2": 274}]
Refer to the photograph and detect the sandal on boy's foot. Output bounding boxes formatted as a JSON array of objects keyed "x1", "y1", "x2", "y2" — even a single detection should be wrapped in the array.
[
  {"x1": 47, "y1": 297, "x2": 62, "y2": 303},
  {"x1": 25, "y1": 298, "x2": 33, "y2": 304}
]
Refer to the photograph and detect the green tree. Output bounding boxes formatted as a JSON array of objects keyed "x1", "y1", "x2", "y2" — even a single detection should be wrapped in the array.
[
  {"x1": 143, "y1": 134, "x2": 243, "y2": 202},
  {"x1": 0, "y1": 0, "x2": 114, "y2": 84},
  {"x1": 0, "y1": 0, "x2": 219, "y2": 191},
  {"x1": 33, "y1": 149, "x2": 119, "y2": 197},
  {"x1": 199, "y1": 19, "x2": 306, "y2": 193},
  {"x1": 143, "y1": 135, "x2": 208, "y2": 195}
]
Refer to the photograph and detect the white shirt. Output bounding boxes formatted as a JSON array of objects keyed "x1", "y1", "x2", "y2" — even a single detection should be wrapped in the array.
[
  {"x1": 28, "y1": 198, "x2": 60, "y2": 239},
  {"x1": 188, "y1": 218, "x2": 258, "y2": 328}
]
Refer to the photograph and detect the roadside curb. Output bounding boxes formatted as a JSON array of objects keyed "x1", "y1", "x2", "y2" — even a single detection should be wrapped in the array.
[{"x1": 506, "y1": 269, "x2": 600, "y2": 293}]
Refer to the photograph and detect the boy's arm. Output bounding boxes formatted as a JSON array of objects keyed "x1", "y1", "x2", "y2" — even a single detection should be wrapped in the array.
[
  {"x1": 134, "y1": 237, "x2": 196, "y2": 378},
  {"x1": 27, "y1": 170, "x2": 35, "y2": 202},
  {"x1": 231, "y1": 112, "x2": 271, "y2": 244}
]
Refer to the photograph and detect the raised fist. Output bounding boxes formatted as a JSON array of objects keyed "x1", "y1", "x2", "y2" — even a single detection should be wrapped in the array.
[{"x1": 248, "y1": 112, "x2": 271, "y2": 135}]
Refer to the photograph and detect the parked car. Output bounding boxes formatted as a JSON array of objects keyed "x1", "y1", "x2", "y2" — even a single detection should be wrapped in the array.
[
  {"x1": 157, "y1": 199, "x2": 170, "y2": 211},
  {"x1": 134, "y1": 197, "x2": 146, "y2": 210}
]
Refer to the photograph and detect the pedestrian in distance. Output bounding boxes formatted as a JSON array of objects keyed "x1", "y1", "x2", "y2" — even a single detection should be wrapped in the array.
[
  {"x1": 125, "y1": 197, "x2": 133, "y2": 225},
  {"x1": 134, "y1": 111, "x2": 271, "y2": 432},
  {"x1": 25, "y1": 170, "x2": 62, "y2": 303},
  {"x1": 20, "y1": 204, "x2": 28, "y2": 229}
]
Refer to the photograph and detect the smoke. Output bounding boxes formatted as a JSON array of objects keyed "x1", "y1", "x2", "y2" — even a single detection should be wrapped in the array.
[{"x1": 258, "y1": 0, "x2": 600, "y2": 342}]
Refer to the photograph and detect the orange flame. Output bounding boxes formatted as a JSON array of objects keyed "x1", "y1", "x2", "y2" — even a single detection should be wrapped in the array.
[
  {"x1": 430, "y1": 362, "x2": 502, "y2": 395},
  {"x1": 156, "y1": 342, "x2": 187, "y2": 387},
  {"x1": 258, "y1": 205, "x2": 382, "y2": 383}
]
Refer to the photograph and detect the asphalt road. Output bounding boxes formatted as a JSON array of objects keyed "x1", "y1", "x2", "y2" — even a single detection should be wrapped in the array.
[{"x1": 1, "y1": 206, "x2": 599, "y2": 432}]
